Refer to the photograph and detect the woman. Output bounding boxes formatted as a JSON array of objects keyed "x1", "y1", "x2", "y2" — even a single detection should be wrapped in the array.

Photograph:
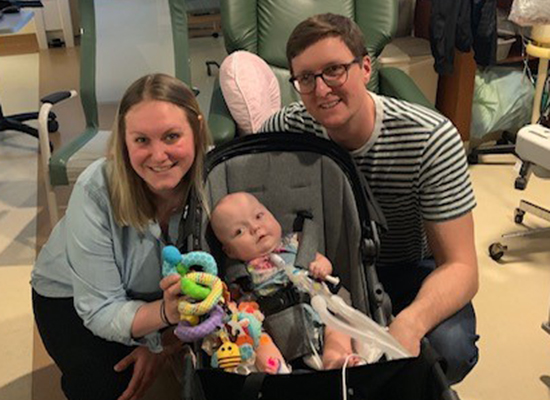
[{"x1": 31, "y1": 73, "x2": 210, "y2": 400}]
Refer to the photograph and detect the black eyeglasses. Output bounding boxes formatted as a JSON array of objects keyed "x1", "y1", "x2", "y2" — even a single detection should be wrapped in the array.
[{"x1": 289, "y1": 57, "x2": 362, "y2": 94}]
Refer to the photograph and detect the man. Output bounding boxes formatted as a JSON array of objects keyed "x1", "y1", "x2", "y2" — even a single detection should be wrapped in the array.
[{"x1": 260, "y1": 13, "x2": 479, "y2": 384}]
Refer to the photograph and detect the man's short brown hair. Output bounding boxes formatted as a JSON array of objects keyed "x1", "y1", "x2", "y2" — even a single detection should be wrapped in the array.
[{"x1": 286, "y1": 13, "x2": 368, "y2": 74}]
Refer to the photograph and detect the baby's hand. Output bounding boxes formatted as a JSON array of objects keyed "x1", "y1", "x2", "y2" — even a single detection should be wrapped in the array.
[{"x1": 309, "y1": 253, "x2": 333, "y2": 280}]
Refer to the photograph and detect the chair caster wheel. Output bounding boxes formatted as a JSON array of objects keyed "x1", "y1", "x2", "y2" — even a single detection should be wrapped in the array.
[
  {"x1": 48, "y1": 119, "x2": 59, "y2": 133},
  {"x1": 489, "y1": 242, "x2": 507, "y2": 261},
  {"x1": 514, "y1": 208, "x2": 525, "y2": 224},
  {"x1": 515, "y1": 177, "x2": 527, "y2": 190},
  {"x1": 467, "y1": 152, "x2": 479, "y2": 165}
]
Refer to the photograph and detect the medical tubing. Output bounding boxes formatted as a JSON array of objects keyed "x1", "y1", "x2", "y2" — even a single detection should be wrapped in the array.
[
  {"x1": 271, "y1": 253, "x2": 409, "y2": 359},
  {"x1": 328, "y1": 295, "x2": 407, "y2": 351},
  {"x1": 312, "y1": 295, "x2": 404, "y2": 359},
  {"x1": 311, "y1": 295, "x2": 409, "y2": 360},
  {"x1": 326, "y1": 295, "x2": 408, "y2": 357}
]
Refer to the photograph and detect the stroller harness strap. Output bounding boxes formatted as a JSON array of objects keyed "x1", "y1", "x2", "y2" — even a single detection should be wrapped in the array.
[
  {"x1": 256, "y1": 284, "x2": 310, "y2": 316},
  {"x1": 293, "y1": 210, "x2": 318, "y2": 272},
  {"x1": 254, "y1": 210, "x2": 318, "y2": 317}
]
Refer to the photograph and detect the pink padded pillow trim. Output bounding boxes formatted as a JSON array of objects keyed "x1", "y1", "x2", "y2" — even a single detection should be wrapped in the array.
[{"x1": 220, "y1": 51, "x2": 281, "y2": 135}]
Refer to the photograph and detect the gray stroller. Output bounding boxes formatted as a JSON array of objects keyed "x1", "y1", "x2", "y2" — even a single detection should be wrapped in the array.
[{"x1": 176, "y1": 132, "x2": 459, "y2": 400}]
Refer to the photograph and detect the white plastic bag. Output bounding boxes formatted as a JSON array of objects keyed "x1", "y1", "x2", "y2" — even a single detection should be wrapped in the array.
[{"x1": 509, "y1": 0, "x2": 550, "y2": 27}]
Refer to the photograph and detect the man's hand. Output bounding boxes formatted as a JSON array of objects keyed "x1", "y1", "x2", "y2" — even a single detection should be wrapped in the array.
[
  {"x1": 309, "y1": 253, "x2": 333, "y2": 280},
  {"x1": 387, "y1": 311, "x2": 424, "y2": 357},
  {"x1": 387, "y1": 213, "x2": 478, "y2": 359},
  {"x1": 114, "y1": 347, "x2": 166, "y2": 400}
]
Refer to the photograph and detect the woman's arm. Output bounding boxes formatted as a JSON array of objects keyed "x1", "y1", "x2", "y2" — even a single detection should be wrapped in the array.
[
  {"x1": 130, "y1": 274, "x2": 181, "y2": 338},
  {"x1": 66, "y1": 178, "x2": 166, "y2": 349}
]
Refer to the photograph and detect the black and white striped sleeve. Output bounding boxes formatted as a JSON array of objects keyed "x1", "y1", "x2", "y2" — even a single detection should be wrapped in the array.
[
  {"x1": 259, "y1": 102, "x2": 323, "y2": 135},
  {"x1": 418, "y1": 119, "x2": 476, "y2": 221},
  {"x1": 259, "y1": 107, "x2": 290, "y2": 133}
]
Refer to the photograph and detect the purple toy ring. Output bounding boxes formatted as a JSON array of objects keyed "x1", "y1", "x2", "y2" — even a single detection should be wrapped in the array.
[{"x1": 174, "y1": 305, "x2": 225, "y2": 342}]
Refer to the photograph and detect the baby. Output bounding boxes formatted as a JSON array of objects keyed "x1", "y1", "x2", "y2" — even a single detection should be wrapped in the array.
[{"x1": 210, "y1": 191, "x2": 360, "y2": 371}]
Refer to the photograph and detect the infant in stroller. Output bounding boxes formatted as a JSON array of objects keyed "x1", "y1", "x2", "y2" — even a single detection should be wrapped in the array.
[{"x1": 210, "y1": 191, "x2": 361, "y2": 372}]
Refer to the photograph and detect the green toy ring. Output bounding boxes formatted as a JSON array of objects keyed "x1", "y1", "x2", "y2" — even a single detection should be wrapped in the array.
[{"x1": 178, "y1": 272, "x2": 223, "y2": 316}]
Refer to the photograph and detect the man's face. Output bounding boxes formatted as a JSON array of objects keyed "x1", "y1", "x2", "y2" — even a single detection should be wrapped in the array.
[{"x1": 290, "y1": 37, "x2": 372, "y2": 135}]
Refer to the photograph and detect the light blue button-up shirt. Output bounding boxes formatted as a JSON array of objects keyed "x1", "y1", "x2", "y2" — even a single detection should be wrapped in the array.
[{"x1": 31, "y1": 158, "x2": 184, "y2": 352}]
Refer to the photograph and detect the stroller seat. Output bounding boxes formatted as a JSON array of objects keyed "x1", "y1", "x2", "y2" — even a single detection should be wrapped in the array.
[{"x1": 178, "y1": 132, "x2": 458, "y2": 400}]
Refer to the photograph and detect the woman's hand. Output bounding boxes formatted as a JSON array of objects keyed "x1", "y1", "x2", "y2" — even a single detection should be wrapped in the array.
[
  {"x1": 160, "y1": 274, "x2": 182, "y2": 325},
  {"x1": 309, "y1": 253, "x2": 333, "y2": 280},
  {"x1": 115, "y1": 347, "x2": 166, "y2": 400}
]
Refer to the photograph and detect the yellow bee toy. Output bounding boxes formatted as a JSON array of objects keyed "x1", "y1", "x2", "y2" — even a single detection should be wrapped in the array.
[
  {"x1": 211, "y1": 332, "x2": 254, "y2": 372},
  {"x1": 214, "y1": 341, "x2": 242, "y2": 371}
]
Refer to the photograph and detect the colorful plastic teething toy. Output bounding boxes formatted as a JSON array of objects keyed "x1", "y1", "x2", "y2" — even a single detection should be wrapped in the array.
[
  {"x1": 162, "y1": 246, "x2": 218, "y2": 277},
  {"x1": 162, "y1": 246, "x2": 219, "y2": 301},
  {"x1": 174, "y1": 305, "x2": 225, "y2": 342},
  {"x1": 177, "y1": 272, "x2": 223, "y2": 316},
  {"x1": 161, "y1": 246, "x2": 226, "y2": 342}
]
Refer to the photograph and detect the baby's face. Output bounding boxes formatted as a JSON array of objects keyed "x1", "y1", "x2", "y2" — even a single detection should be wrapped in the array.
[{"x1": 211, "y1": 193, "x2": 282, "y2": 262}]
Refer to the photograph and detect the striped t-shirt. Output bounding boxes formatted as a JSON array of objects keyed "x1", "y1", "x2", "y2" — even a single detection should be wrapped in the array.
[{"x1": 260, "y1": 92, "x2": 476, "y2": 267}]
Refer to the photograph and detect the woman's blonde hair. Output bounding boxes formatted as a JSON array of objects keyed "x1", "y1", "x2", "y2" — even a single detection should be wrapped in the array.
[{"x1": 107, "y1": 73, "x2": 211, "y2": 231}]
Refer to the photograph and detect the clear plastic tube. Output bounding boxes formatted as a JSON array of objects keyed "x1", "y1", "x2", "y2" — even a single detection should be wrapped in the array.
[{"x1": 270, "y1": 254, "x2": 410, "y2": 362}]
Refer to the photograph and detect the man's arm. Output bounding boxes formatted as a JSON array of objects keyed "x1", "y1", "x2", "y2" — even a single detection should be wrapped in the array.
[{"x1": 388, "y1": 212, "x2": 478, "y2": 356}]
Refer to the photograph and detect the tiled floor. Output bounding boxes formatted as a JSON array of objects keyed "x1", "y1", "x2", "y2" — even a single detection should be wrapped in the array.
[
  {"x1": 0, "y1": 53, "x2": 39, "y2": 400},
  {"x1": 1, "y1": 37, "x2": 550, "y2": 400},
  {"x1": 457, "y1": 157, "x2": 550, "y2": 399}
]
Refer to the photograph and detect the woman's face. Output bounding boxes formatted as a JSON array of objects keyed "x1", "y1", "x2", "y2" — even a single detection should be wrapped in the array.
[{"x1": 125, "y1": 100, "x2": 196, "y2": 198}]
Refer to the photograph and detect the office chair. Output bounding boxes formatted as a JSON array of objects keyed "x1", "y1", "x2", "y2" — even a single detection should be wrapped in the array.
[
  {"x1": 37, "y1": 0, "x2": 192, "y2": 228},
  {"x1": 207, "y1": 0, "x2": 435, "y2": 145},
  {"x1": 488, "y1": 25, "x2": 550, "y2": 262},
  {"x1": 0, "y1": 0, "x2": 56, "y2": 149},
  {"x1": 467, "y1": 130, "x2": 517, "y2": 165},
  {"x1": 0, "y1": 101, "x2": 56, "y2": 150},
  {"x1": 0, "y1": 0, "x2": 42, "y2": 16}
]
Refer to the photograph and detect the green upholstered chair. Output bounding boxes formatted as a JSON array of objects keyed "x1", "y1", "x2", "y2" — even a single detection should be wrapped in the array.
[
  {"x1": 37, "y1": 0, "x2": 191, "y2": 227},
  {"x1": 208, "y1": 0, "x2": 434, "y2": 145}
]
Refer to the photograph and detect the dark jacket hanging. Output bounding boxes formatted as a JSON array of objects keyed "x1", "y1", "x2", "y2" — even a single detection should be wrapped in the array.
[{"x1": 429, "y1": 0, "x2": 497, "y2": 75}]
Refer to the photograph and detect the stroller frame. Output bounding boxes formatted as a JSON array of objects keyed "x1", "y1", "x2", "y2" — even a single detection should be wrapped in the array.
[{"x1": 177, "y1": 132, "x2": 458, "y2": 400}]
